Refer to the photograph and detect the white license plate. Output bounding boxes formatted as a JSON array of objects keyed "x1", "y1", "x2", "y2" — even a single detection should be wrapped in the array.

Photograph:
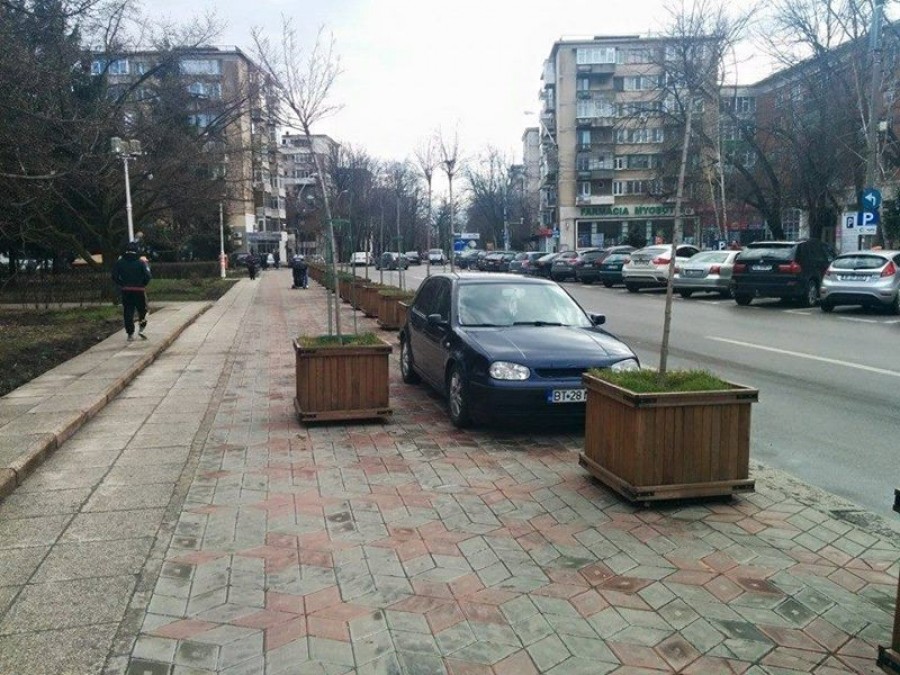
[
  {"x1": 547, "y1": 389, "x2": 587, "y2": 404},
  {"x1": 634, "y1": 260, "x2": 651, "y2": 267},
  {"x1": 752, "y1": 264, "x2": 770, "y2": 271},
  {"x1": 839, "y1": 274, "x2": 866, "y2": 281}
]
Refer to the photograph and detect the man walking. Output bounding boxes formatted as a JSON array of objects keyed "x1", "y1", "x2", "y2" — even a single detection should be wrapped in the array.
[
  {"x1": 112, "y1": 241, "x2": 152, "y2": 341},
  {"x1": 290, "y1": 253, "x2": 308, "y2": 289}
]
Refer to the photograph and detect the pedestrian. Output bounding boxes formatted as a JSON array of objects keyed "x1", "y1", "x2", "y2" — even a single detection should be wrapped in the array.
[
  {"x1": 291, "y1": 254, "x2": 308, "y2": 289},
  {"x1": 247, "y1": 254, "x2": 258, "y2": 280},
  {"x1": 112, "y1": 241, "x2": 152, "y2": 342},
  {"x1": 273, "y1": 251, "x2": 280, "y2": 269}
]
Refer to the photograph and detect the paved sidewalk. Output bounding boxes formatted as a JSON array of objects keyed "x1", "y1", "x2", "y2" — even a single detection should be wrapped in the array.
[
  {"x1": 0, "y1": 270, "x2": 897, "y2": 674},
  {"x1": 0, "y1": 302, "x2": 210, "y2": 499}
]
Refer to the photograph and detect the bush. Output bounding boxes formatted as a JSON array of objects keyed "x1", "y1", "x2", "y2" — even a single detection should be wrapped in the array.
[{"x1": 150, "y1": 261, "x2": 220, "y2": 279}]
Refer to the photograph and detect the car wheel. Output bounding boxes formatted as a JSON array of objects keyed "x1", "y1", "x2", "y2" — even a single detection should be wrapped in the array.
[
  {"x1": 447, "y1": 365, "x2": 471, "y2": 428},
  {"x1": 734, "y1": 294, "x2": 753, "y2": 306},
  {"x1": 820, "y1": 301, "x2": 834, "y2": 313},
  {"x1": 625, "y1": 283, "x2": 639, "y2": 293},
  {"x1": 399, "y1": 338, "x2": 421, "y2": 384},
  {"x1": 679, "y1": 290, "x2": 693, "y2": 299},
  {"x1": 602, "y1": 281, "x2": 613, "y2": 288},
  {"x1": 890, "y1": 293, "x2": 900, "y2": 315},
  {"x1": 799, "y1": 279, "x2": 819, "y2": 308}
]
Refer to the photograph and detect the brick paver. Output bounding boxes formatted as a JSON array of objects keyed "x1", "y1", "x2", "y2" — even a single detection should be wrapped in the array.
[{"x1": 1, "y1": 270, "x2": 897, "y2": 674}]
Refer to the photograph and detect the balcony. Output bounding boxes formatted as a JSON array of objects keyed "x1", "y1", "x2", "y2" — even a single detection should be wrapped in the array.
[
  {"x1": 577, "y1": 90, "x2": 593, "y2": 100},
  {"x1": 577, "y1": 169, "x2": 614, "y2": 181},
  {"x1": 577, "y1": 143, "x2": 592, "y2": 152},
  {"x1": 576, "y1": 63, "x2": 616, "y2": 75},
  {"x1": 575, "y1": 195, "x2": 615, "y2": 206}
]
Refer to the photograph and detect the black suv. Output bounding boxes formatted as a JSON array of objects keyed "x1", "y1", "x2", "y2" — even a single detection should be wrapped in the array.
[{"x1": 731, "y1": 240, "x2": 836, "y2": 307}]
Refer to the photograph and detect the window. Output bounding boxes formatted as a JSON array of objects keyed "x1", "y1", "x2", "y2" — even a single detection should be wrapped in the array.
[
  {"x1": 579, "y1": 130, "x2": 592, "y2": 146},
  {"x1": 614, "y1": 156, "x2": 625, "y2": 170},
  {"x1": 180, "y1": 59, "x2": 221, "y2": 75},
  {"x1": 413, "y1": 280, "x2": 439, "y2": 316},
  {"x1": 577, "y1": 46, "x2": 617, "y2": 65},
  {"x1": 617, "y1": 48, "x2": 656, "y2": 64},
  {"x1": 188, "y1": 113, "x2": 214, "y2": 128},
  {"x1": 577, "y1": 99, "x2": 616, "y2": 118},
  {"x1": 91, "y1": 58, "x2": 129, "y2": 75},
  {"x1": 578, "y1": 78, "x2": 591, "y2": 91},
  {"x1": 616, "y1": 128, "x2": 664, "y2": 144},
  {"x1": 623, "y1": 75, "x2": 662, "y2": 91},
  {"x1": 613, "y1": 180, "x2": 660, "y2": 195},
  {"x1": 579, "y1": 182, "x2": 592, "y2": 197},
  {"x1": 133, "y1": 61, "x2": 151, "y2": 75},
  {"x1": 187, "y1": 82, "x2": 222, "y2": 99},
  {"x1": 618, "y1": 101, "x2": 662, "y2": 117}
]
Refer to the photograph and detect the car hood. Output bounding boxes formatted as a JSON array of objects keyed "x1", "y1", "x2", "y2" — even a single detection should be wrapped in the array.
[{"x1": 462, "y1": 325, "x2": 635, "y2": 367}]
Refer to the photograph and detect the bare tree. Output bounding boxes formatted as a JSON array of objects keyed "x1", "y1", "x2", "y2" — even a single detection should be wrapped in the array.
[
  {"x1": 464, "y1": 146, "x2": 512, "y2": 248},
  {"x1": 414, "y1": 136, "x2": 438, "y2": 275},
  {"x1": 251, "y1": 20, "x2": 344, "y2": 336},
  {"x1": 656, "y1": 0, "x2": 753, "y2": 381},
  {"x1": 437, "y1": 128, "x2": 462, "y2": 270}
]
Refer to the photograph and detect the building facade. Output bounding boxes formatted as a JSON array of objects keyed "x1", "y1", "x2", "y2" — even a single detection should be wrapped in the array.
[
  {"x1": 93, "y1": 46, "x2": 285, "y2": 255},
  {"x1": 279, "y1": 133, "x2": 339, "y2": 255}
]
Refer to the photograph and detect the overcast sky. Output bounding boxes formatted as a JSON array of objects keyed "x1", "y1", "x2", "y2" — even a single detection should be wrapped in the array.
[{"x1": 147, "y1": 0, "x2": 771, "y2": 164}]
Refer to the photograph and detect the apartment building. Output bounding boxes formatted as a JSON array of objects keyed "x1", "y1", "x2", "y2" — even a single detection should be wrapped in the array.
[
  {"x1": 279, "y1": 133, "x2": 339, "y2": 255},
  {"x1": 92, "y1": 46, "x2": 285, "y2": 255},
  {"x1": 536, "y1": 35, "x2": 717, "y2": 251}
]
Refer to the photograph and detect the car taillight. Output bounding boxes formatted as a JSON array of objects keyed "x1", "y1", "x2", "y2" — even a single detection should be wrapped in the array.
[
  {"x1": 652, "y1": 257, "x2": 670, "y2": 265},
  {"x1": 709, "y1": 265, "x2": 721, "y2": 275},
  {"x1": 882, "y1": 261, "x2": 897, "y2": 277},
  {"x1": 777, "y1": 261, "x2": 802, "y2": 274},
  {"x1": 733, "y1": 262, "x2": 746, "y2": 273}
]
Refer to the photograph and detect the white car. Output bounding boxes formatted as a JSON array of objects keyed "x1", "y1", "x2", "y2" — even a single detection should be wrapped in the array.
[
  {"x1": 427, "y1": 249, "x2": 447, "y2": 264},
  {"x1": 622, "y1": 244, "x2": 700, "y2": 292},
  {"x1": 350, "y1": 252, "x2": 373, "y2": 267}
]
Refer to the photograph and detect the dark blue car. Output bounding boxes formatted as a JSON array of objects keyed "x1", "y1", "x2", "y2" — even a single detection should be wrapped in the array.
[{"x1": 398, "y1": 274, "x2": 639, "y2": 427}]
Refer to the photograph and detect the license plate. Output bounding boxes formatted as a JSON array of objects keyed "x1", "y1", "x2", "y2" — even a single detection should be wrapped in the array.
[
  {"x1": 839, "y1": 274, "x2": 866, "y2": 281},
  {"x1": 684, "y1": 269, "x2": 703, "y2": 277},
  {"x1": 634, "y1": 260, "x2": 651, "y2": 267},
  {"x1": 547, "y1": 389, "x2": 587, "y2": 404},
  {"x1": 752, "y1": 264, "x2": 770, "y2": 271}
]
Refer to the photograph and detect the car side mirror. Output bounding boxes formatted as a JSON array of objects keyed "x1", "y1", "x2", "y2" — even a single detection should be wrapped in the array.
[
  {"x1": 589, "y1": 313, "x2": 606, "y2": 326},
  {"x1": 427, "y1": 313, "x2": 449, "y2": 328}
]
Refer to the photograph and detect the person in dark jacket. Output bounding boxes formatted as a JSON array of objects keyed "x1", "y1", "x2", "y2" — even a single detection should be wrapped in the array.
[
  {"x1": 247, "y1": 254, "x2": 258, "y2": 280},
  {"x1": 290, "y1": 254, "x2": 308, "y2": 289},
  {"x1": 112, "y1": 241, "x2": 152, "y2": 341}
]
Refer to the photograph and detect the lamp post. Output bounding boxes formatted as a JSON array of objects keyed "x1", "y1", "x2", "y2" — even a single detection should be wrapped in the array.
[
  {"x1": 111, "y1": 137, "x2": 143, "y2": 242},
  {"x1": 219, "y1": 202, "x2": 226, "y2": 279}
]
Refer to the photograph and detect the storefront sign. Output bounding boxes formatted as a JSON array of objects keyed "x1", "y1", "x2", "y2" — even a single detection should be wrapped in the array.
[{"x1": 580, "y1": 204, "x2": 689, "y2": 218}]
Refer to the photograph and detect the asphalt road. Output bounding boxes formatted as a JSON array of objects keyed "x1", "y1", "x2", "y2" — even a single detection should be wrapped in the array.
[{"x1": 355, "y1": 263, "x2": 900, "y2": 517}]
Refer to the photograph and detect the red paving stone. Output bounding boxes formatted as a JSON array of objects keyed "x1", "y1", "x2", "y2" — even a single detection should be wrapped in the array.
[{"x1": 151, "y1": 618, "x2": 219, "y2": 640}]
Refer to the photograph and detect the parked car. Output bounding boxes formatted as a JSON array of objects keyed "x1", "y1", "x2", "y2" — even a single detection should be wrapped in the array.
[
  {"x1": 404, "y1": 251, "x2": 422, "y2": 265},
  {"x1": 673, "y1": 250, "x2": 741, "y2": 298},
  {"x1": 731, "y1": 239, "x2": 836, "y2": 307},
  {"x1": 481, "y1": 251, "x2": 517, "y2": 273},
  {"x1": 820, "y1": 249, "x2": 900, "y2": 314},
  {"x1": 455, "y1": 249, "x2": 480, "y2": 268},
  {"x1": 350, "y1": 251, "x2": 373, "y2": 267},
  {"x1": 473, "y1": 250, "x2": 493, "y2": 271},
  {"x1": 530, "y1": 252, "x2": 563, "y2": 278},
  {"x1": 428, "y1": 249, "x2": 447, "y2": 264},
  {"x1": 551, "y1": 249, "x2": 601, "y2": 282},
  {"x1": 622, "y1": 244, "x2": 701, "y2": 292},
  {"x1": 575, "y1": 246, "x2": 635, "y2": 285},
  {"x1": 398, "y1": 274, "x2": 639, "y2": 427},
  {"x1": 375, "y1": 252, "x2": 409, "y2": 270},
  {"x1": 508, "y1": 252, "x2": 544, "y2": 275},
  {"x1": 594, "y1": 249, "x2": 636, "y2": 287}
]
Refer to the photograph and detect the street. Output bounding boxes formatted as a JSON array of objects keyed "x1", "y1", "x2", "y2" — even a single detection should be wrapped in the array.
[{"x1": 357, "y1": 263, "x2": 899, "y2": 518}]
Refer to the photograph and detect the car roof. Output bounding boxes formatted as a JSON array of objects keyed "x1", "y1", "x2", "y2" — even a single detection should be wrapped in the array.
[
  {"x1": 835, "y1": 249, "x2": 900, "y2": 257},
  {"x1": 428, "y1": 272, "x2": 559, "y2": 286}
]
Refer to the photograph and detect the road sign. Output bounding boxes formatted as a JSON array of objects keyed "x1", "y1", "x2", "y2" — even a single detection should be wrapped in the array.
[
  {"x1": 860, "y1": 188, "x2": 882, "y2": 211},
  {"x1": 844, "y1": 211, "x2": 879, "y2": 234},
  {"x1": 456, "y1": 232, "x2": 480, "y2": 240},
  {"x1": 552, "y1": 228, "x2": 560, "y2": 238}
]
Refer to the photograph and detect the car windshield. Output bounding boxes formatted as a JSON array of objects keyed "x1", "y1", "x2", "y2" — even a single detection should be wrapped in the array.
[
  {"x1": 740, "y1": 244, "x2": 795, "y2": 261},
  {"x1": 690, "y1": 251, "x2": 732, "y2": 264},
  {"x1": 831, "y1": 254, "x2": 889, "y2": 270},
  {"x1": 457, "y1": 283, "x2": 592, "y2": 328}
]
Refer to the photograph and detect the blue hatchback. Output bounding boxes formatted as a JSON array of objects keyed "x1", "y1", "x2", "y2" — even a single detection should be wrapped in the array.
[{"x1": 398, "y1": 274, "x2": 639, "y2": 427}]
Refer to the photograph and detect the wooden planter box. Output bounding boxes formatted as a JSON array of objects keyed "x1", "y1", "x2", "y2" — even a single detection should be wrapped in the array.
[
  {"x1": 361, "y1": 285, "x2": 383, "y2": 318},
  {"x1": 293, "y1": 337, "x2": 393, "y2": 422},
  {"x1": 878, "y1": 489, "x2": 900, "y2": 673},
  {"x1": 338, "y1": 279, "x2": 352, "y2": 303},
  {"x1": 377, "y1": 294, "x2": 413, "y2": 330},
  {"x1": 579, "y1": 372, "x2": 758, "y2": 503}
]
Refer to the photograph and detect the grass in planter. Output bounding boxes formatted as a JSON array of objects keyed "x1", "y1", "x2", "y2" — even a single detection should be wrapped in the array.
[
  {"x1": 297, "y1": 332, "x2": 383, "y2": 348},
  {"x1": 589, "y1": 368, "x2": 732, "y2": 393},
  {"x1": 378, "y1": 289, "x2": 415, "y2": 299}
]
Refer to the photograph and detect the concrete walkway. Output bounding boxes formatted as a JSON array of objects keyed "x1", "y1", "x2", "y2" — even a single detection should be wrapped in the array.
[{"x1": 0, "y1": 270, "x2": 897, "y2": 674}]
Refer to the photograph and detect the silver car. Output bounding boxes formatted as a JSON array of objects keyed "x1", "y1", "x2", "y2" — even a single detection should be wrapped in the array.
[
  {"x1": 622, "y1": 244, "x2": 700, "y2": 292},
  {"x1": 674, "y1": 250, "x2": 740, "y2": 298},
  {"x1": 820, "y1": 249, "x2": 900, "y2": 314}
]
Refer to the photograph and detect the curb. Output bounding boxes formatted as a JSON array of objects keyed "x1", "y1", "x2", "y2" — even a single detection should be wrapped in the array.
[{"x1": 0, "y1": 302, "x2": 212, "y2": 500}]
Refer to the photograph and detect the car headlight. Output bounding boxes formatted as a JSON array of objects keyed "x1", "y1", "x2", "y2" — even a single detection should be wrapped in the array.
[
  {"x1": 489, "y1": 361, "x2": 531, "y2": 380},
  {"x1": 611, "y1": 358, "x2": 640, "y2": 372}
]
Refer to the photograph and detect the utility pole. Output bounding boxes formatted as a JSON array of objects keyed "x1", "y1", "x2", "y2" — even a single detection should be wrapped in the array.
[{"x1": 865, "y1": 0, "x2": 885, "y2": 246}]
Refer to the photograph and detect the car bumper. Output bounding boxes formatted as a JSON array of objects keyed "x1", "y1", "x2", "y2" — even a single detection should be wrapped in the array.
[
  {"x1": 468, "y1": 378, "x2": 589, "y2": 422},
  {"x1": 623, "y1": 268, "x2": 668, "y2": 285},
  {"x1": 674, "y1": 277, "x2": 730, "y2": 291},
  {"x1": 820, "y1": 285, "x2": 897, "y2": 307},
  {"x1": 732, "y1": 279, "x2": 804, "y2": 298}
]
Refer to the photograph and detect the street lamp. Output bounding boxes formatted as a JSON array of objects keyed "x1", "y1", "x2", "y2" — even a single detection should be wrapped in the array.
[{"x1": 111, "y1": 137, "x2": 143, "y2": 242}]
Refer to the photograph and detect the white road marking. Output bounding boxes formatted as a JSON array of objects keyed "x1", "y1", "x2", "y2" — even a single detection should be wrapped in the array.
[
  {"x1": 837, "y1": 317, "x2": 879, "y2": 324},
  {"x1": 707, "y1": 336, "x2": 900, "y2": 378},
  {"x1": 784, "y1": 309, "x2": 814, "y2": 315}
]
